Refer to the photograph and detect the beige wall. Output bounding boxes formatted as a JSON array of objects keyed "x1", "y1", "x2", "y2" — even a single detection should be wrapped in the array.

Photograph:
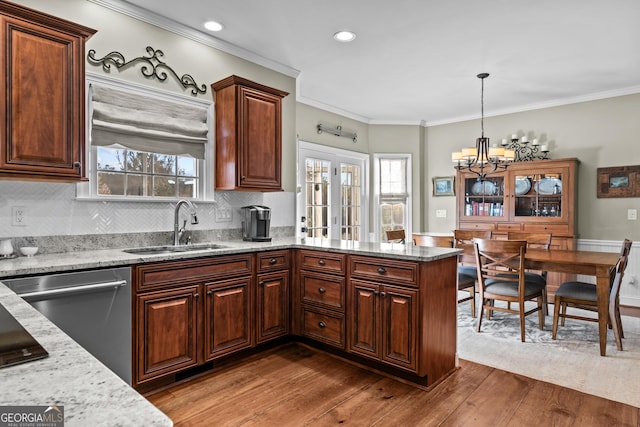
[
  {"x1": 425, "y1": 94, "x2": 640, "y2": 240},
  {"x1": 296, "y1": 103, "x2": 425, "y2": 233}
]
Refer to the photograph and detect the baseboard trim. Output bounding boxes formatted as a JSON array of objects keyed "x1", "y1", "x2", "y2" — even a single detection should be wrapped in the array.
[{"x1": 621, "y1": 305, "x2": 640, "y2": 318}]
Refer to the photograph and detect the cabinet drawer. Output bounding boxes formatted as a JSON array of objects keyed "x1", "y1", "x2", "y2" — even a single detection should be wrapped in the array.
[
  {"x1": 135, "y1": 254, "x2": 253, "y2": 292},
  {"x1": 350, "y1": 256, "x2": 418, "y2": 287},
  {"x1": 496, "y1": 223, "x2": 522, "y2": 231},
  {"x1": 523, "y1": 224, "x2": 569, "y2": 234},
  {"x1": 300, "y1": 271, "x2": 345, "y2": 311},
  {"x1": 257, "y1": 250, "x2": 290, "y2": 272},
  {"x1": 298, "y1": 250, "x2": 346, "y2": 274},
  {"x1": 460, "y1": 223, "x2": 496, "y2": 231},
  {"x1": 301, "y1": 307, "x2": 345, "y2": 349}
]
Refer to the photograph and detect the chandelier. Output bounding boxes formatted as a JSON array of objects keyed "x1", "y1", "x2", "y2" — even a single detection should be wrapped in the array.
[{"x1": 452, "y1": 73, "x2": 514, "y2": 181}]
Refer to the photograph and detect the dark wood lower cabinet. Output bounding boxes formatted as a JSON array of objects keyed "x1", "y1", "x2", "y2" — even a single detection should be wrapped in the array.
[
  {"x1": 133, "y1": 251, "x2": 291, "y2": 389},
  {"x1": 349, "y1": 280, "x2": 417, "y2": 371},
  {"x1": 133, "y1": 248, "x2": 456, "y2": 391},
  {"x1": 256, "y1": 270, "x2": 289, "y2": 344},
  {"x1": 136, "y1": 286, "x2": 199, "y2": 384},
  {"x1": 205, "y1": 277, "x2": 253, "y2": 359}
]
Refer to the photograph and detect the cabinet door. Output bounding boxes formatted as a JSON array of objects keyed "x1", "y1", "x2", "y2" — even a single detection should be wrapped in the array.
[
  {"x1": 136, "y1": 286, "x2": 199, "y2": 384},
  {"x1": 510, "y1": 166, "x2": 570, "y2": 223},
  {"x1": 256, "y1": 270, "x2": 289, "y2": 344},
  {"x1": 349, "y1": 280, "x2": 380, "y2": 359},
  {"x1": 238, "y1": 86, "x2": 282, "y2": 190},
  {"x1": 459, "y1": 173, "x2": 506, "y2": 220},
  {"x1": 381, "y1": 286, "x2": 418, "y2": 371},
  {"x1": 204, "y1": 277, "x2": 253, "y2": 359},
  {"x1": 0, "y1": 13, "x2": 94, "y2": 180}
]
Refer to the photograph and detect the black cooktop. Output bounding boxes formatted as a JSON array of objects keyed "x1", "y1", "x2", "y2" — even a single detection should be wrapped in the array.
[{"x1": 0, "y1": 303, "x2": 48, "y2": 368}]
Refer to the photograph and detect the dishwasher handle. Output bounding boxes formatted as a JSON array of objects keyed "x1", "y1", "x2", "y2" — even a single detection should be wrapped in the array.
[{"x1": 19, "y1": 280, "x2": 128, "y2": 301}]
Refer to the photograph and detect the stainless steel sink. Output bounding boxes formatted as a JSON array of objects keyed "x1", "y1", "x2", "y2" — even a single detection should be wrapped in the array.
[{"x1": 123, "y1": 244, "x2": 228, "y2": 255}]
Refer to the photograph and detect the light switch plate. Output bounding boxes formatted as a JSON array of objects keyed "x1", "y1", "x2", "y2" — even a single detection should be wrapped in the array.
[
  {"x1": 435, "y1": 209, "x2": 447, "y2": 218},
  {"x1": 628, "y1": 209, "x2": 637, "y2": 220}
]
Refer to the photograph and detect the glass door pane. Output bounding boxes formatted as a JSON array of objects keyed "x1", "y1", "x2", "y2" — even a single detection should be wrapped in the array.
[
  {"x1": 515, "y1": 172, "x2": 563, "y2": 217},
  {"x1": 305, "y1": 158, "x2": 331, "y2": 238},
  {"x1": 463, "y1": 176, "x2": 505, "y2": 217},
  {"x1": 341, "y1": 163, "x2": 361, "y2": 241}
]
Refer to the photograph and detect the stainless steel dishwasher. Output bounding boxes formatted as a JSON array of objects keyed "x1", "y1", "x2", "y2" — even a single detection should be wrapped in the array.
[{"x1": 3, "y1": 267, "x2": 131, "y2": 383}]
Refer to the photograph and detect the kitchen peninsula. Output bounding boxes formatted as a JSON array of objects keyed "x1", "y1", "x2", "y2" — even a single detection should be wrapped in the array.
[{"x1": 0, "y1": 238, "x2": 460, "y2": 416}]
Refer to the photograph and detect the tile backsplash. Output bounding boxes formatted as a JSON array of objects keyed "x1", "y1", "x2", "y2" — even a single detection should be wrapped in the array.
[{"x1": 0, "y1": 181, "x2": 295, "y2": 247}]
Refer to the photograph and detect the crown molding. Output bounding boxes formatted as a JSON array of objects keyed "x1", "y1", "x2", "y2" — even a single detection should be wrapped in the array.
[
  {"x1": 424, "y1": 85, "x2": 640, "y2": 127},
  {"x1": 87, "y1": 0, "x2": 299, "y2": 79}
]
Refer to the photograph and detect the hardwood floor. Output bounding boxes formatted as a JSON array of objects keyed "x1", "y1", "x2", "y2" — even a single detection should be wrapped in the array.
[{"x1": 148, "y1": 343, "x2": 639, "y2": 426}]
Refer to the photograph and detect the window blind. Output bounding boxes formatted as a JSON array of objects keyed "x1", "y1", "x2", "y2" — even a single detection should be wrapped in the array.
[{"x1": 90, "y1": 83, "x2": 209, "y2": 159}]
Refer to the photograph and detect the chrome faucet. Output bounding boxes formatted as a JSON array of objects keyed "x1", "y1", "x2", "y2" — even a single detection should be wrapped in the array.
[{"x1": 174, "y1": 200, "x2": 199, "y2": 246}]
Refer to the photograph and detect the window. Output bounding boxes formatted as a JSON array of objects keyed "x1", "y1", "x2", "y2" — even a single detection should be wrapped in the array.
[
  {"x1": 79, "y1": 74, "x2": 213, "y2": 201},
  {"x1": 96, "y1": 148, "x2": 198, "y2": 197},
  {"x1": 374, "y1": 154, "x2": 412, "y2": 241}
]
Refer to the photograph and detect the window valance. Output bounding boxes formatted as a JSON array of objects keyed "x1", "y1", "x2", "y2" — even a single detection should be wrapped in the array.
[{"x1": 90, "y1": 83, "x2": 209, "y2": 159}]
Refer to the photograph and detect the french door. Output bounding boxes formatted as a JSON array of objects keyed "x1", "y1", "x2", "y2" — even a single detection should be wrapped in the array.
[{"x1": 298, "y1": 141, "x2": 369, "y2": 242}]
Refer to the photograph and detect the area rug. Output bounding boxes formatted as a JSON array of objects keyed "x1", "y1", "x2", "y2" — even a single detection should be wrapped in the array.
[{"x1": 457, "y1": 300, "x2": 640, "y2": 408}]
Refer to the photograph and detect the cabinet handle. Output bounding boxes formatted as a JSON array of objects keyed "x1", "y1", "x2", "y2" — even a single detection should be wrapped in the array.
[
  {"x1": 377, "y1": 267, "x2": 387, "y2": 274},
  {"x1": 380, "y1": 292, "x2": 386, "y2": 297},
  {"x1": 318, "y1": 259, "x2": 326, "y2": 266},
  {"x1": 73, "y1": 161, "x2": 82, "y2": 175},
  {"x1": 259, "y1": 281, "x2": 265, "y2": 286},
  {"x1": 373, "y1": 290, "x2": 379, "y2": 296},
  {"x1": 241, "y1": 176, "x2": 246, "y2": 180},
  {"x1": 269, "y1": 258, "x2": 277, "y2": 265},
  {"x1": 206, "y1": 290, "x2": 213, "y2": 296},
  {"x1": 194, "y1": 293, "x2": 200, "y2": 299},
  {"x1": 318, "y1": 321, "x2": 326, "y2": 328},
  {"x1": 318, "y1": 287, "x2": 326, "y2": 294}
]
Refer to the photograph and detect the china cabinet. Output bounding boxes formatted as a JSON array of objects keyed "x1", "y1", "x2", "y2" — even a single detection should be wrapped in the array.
[{"x1": 456, "y1": 158, "x2": 579, "y2": 292}]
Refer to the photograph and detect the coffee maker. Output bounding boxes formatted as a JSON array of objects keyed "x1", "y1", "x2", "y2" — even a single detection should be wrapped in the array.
[{"x1": 241, "y1": 205, "x2": 272, "y2": 242}]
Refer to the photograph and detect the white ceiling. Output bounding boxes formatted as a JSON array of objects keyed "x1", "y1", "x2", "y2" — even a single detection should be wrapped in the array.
[{"x1": 105, "y1": 0, "x2": 640, "y2": 125}]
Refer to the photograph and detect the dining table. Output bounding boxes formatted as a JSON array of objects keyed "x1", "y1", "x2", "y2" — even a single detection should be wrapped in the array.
[{"x1": 524, "y1": 248, "x2": 621, "y2": 356}]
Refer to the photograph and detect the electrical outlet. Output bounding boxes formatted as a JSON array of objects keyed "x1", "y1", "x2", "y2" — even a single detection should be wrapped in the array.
[
  {"x1": 11, "y1": 206, "x2": 27, "y2": 226},
  {"x1": 435, "y1": 209, "x2": 447, "y2": 218},
  {"x1": 628, "y1": 209, "x2": 637, "y2": 220},
  {"x1": 215, "y1": 207, "x2": 233, "y2": 222}
]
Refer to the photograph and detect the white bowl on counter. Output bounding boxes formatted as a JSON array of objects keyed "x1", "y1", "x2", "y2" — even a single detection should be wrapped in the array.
[{"x1": 20, "y1": 246, "x2": 39, "y2": 257}]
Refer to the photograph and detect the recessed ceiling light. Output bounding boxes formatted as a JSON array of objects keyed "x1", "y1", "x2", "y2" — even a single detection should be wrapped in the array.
[
  {"x1": 204, "y1": 21, "x2": 224, "y2": 32},
  {"x1": 333, "y1": 31, "x2": 356, "y2": 42}
]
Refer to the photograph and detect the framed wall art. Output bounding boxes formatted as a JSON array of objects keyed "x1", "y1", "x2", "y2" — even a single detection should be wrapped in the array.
[
  {"x1": 433, "y1": 176, "x2": 455, "y2": 197},
  {"x1": 597, "y1": 165, "x2": 640, "y2": 198}
]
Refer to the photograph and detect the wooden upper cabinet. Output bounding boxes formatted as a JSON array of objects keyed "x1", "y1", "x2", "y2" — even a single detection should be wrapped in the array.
[
  {"x1": 0, "y1": 2, "x2": 96, "y2": 181},
  {"x1": 211, "y1": 75, "x2": 288, "y2": 191}
]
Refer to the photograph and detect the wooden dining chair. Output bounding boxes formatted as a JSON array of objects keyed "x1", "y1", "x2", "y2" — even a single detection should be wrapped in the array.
[
  {"x1": 386, "y1": 229, "x2": 406, "y2": 243},
  {"x1": 474, "y1": 238, "x2": 545, "y2": 342},
  {"x1": 552, "y1": 239, "x2": 632, "y2": 350},
  {"x1": 507, "y1": 231, "x2": 552, "y2": 314},
  {"x1": 413, "y1": 234, "x2": 476, "y2": 317},
  {"x1": 453, "y1": 229, "x2": 492, "y2": 279}
]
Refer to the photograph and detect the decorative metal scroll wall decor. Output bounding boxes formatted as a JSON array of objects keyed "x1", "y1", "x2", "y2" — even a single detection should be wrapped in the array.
[
  {"x1": 500, "y1": 134, "x2": 551, "y2": 162},
  {"x1": 87, "y1": 46, "x2": 207, "y2": 96}
]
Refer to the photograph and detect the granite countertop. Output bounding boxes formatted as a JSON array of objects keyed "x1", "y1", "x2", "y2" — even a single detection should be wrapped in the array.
[
  {"x1": 0, "y1": 237, "x2": 462, "y2": 279},
  {"x1": 0, "y1": 284, "x2": 172, "y2": 427},
  {"x1": 0, "y1": 237, "x2": 460, "y2": 426}
]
